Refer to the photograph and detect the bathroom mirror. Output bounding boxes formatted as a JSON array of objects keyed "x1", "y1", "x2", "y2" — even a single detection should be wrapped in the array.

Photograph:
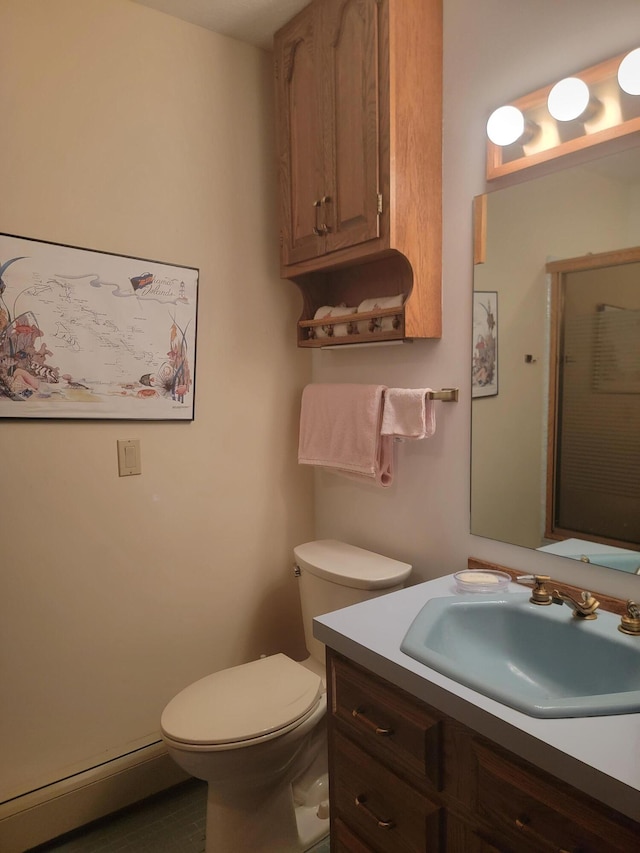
[{"x1": 471, "y1": 143, "x2": 640, "y2": 575}]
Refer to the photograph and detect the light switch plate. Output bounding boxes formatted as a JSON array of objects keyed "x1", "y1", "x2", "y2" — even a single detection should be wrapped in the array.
[{"x1": 117, "y1": 439, "x2": 142, "y2": 476}]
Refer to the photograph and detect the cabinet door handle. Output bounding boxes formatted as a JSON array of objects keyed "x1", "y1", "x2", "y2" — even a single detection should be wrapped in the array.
[
  {"x1": 354, "y1": 794, "x2": 395, "y2": 830},
  {"x1": 352, "y1": 707, "x2": 394, "y2": 736},
  {"x1": 312, "y1": 197, "x2": 331, "y2": 234},
  {"x1": 313, "y1": 199, "x2": 322, "y2": 236},
  {"x1": 320, "y1": 196, "x2": 332, "y2": 233}
]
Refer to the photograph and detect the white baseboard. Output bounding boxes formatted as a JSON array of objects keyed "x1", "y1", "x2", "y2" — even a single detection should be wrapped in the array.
[{"x1": 0, "y1": 743, "x2": 189, "y2": 853}]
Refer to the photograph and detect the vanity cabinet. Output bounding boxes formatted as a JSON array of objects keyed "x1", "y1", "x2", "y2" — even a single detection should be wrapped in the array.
[
  {"x1": 274, "y1": 0, "x2": 442, "y2": 346},
  {"x1": 327, "y1": 650, "x2": 640, "y2": 852}
]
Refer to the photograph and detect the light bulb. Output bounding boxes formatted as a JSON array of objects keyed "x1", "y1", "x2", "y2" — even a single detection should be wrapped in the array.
[
  {"x1": 618, "y1": 47, "x2": 640, "y2": 95},
  {"x1": 486, "y1": 105, "x2": 526, "y2": 146},
  {"x1": 547, "y1": 77, "x2": 591, "y2": 121}
]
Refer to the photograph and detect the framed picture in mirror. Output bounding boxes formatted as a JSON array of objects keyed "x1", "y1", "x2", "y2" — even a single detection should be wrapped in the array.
[{"x1": 472, "y1": 291, "x2": 498, "y2": 398}]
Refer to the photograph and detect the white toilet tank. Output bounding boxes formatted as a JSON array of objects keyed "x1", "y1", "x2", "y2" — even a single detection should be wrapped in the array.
[{"x1": 293, "y1": 540, "x2": 412, "y2": 665}]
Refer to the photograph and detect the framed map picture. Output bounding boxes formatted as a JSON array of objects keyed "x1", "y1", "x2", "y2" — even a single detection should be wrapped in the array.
[
  {"x1": 472, "y1": 291, "x2": 498, "y2": 398},
  {"x1": 0, "y1": 233, "x2": 198, "y2": 420}
]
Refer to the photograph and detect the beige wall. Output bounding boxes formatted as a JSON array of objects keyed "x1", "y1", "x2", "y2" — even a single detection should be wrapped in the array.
[
  {"x1": 313, "y1": 0, "x2": 640, "y2": 601},
  {"x1": 0, "y1": 0, "x2": 312, "y2": 803}
]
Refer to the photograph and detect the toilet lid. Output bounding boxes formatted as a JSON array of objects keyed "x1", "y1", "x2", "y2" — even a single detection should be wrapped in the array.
[{"x1": 161, "y1": 654, "x2": 322, "y2": 746}]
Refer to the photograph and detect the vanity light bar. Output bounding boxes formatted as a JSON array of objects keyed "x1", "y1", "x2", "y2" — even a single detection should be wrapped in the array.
[{"x1": 486, "y1": 48, "x2": 640, "y2": 180}]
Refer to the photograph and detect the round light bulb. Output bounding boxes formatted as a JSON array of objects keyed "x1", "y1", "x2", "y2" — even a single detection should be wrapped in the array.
[
  {"x1": 547, "y1": 77, "x2": 591, "y2": 121},
  {"x1": 618, "y1": 47, "x2": 640, "y2": 95},
  {"x1": 486, "y1": 105, "x2": 526, "y2": 146}
]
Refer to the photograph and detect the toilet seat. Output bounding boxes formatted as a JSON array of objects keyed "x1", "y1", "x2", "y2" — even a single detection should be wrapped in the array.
[{"x1": 161, "y1": 654, "x2": 323, "y2": 749}]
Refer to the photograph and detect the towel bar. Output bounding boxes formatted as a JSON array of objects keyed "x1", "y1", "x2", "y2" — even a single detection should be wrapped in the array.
[{"x1": 426, "y1": 388, "x2": 459, "y2": 402}]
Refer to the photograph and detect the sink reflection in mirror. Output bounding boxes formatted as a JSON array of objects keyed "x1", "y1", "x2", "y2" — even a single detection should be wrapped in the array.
[
  {"x1": 471, "y1": 144, "x2": 640, "y2": 576},
  {"x1": 539, "y1": 539, "x2": 640, "y2": 573},
  {"x1": 400, "y1": 593, "x2": 640, "y2": 718}
]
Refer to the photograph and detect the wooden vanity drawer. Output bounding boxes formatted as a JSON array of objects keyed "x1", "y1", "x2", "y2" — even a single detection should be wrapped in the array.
[
  {"x1": 333, "y1": 817, "x2": 377, "y2": 852},
  {"x1": 445, "y1": 813, "x2": 503, "y2": 853},
  {"x1": 473, "y1": 740, "x2": 640, "y2": 853},
  {"x1": 330, "y1": 653, "x2": 442, "y2": 789},
  {"x1": 332, "y1": 729, "x2": 443, "y2": 852}
]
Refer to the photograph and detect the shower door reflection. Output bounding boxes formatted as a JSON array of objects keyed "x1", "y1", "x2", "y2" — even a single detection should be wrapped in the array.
[{"x1": 547, "y1": 249, "x2": 640, "y2": 547}]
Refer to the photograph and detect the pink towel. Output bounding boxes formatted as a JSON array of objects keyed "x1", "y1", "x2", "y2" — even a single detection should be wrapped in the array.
[
  {"x1": 298, "y1": 384, "x2": 394, "y2": 487},
  {"x1": 381, "y1": 388, "x2": 436, "y2": 439}
]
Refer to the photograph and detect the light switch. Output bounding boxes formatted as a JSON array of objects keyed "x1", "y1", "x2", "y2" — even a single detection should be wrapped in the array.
[{"x1": 117, "y1": 439, "x2": 141, "y2": 476}]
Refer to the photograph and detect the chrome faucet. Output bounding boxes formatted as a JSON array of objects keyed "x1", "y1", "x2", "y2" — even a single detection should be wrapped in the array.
[{"x1": 552, "y1": 589, "x2": 600, "y2": 620}]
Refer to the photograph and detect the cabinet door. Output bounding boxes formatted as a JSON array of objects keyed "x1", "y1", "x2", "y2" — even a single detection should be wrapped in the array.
[
  {"x1": 275, "y1": 4, "x2": 325, "y2": 265},
  {"x1": 322, "y1": 0, "x2": 381, "y2": 255},
  {"x1": 473, "y1": 740, "x2": 640, "y2": 853}
]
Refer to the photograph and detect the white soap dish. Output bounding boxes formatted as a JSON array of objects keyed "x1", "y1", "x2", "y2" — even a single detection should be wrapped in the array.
[{"x1": 454, "y1": 569, "x2": 511, "y2": 593}]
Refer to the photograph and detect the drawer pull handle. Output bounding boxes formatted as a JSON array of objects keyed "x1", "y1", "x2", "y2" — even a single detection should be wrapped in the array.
[
  {"x1": 351, "y1": 707, "x2": 394, "y2": 736},
  {"x1": 354, "y1": 794, "x2": 395, "y2": 830}
]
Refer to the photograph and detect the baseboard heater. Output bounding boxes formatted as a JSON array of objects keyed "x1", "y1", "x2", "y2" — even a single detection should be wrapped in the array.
[{"x1": 0, "y1": 742, "x2": 188, "y2": 853}]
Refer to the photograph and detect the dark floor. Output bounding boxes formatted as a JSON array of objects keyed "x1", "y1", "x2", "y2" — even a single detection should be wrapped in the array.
[{"x1": 30, "y1": 779, "x2": 330, "y2": 853}]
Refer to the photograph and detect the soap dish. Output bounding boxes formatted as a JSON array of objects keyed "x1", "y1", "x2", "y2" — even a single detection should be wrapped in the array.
[{"x1": 454, "y1": 569, "x2": 511, "y2": 593}]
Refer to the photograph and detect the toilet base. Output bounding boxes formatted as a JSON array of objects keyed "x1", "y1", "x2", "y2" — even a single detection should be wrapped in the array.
[
  {"x1": 162, "y1": 665, "x2": 330, "y2": 851},
  {"x1": 205, "y1": 778, "x2": 329, "y2": 853},
  {"x1": 295, "y1": 801, "x2": 330, "y2": 851}
]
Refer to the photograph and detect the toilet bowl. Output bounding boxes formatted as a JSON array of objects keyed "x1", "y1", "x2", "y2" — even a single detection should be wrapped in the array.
[{"x1": 161, "y1": 540, "x2": 411, "y2": 853}]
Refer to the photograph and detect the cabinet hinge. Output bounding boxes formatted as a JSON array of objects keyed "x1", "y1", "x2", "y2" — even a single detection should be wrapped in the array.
[{"x1": 377, "y1": 193, "x2": 383, "y2": 215}]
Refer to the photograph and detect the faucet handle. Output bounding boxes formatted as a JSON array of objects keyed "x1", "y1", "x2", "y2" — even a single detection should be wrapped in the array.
[
  {"x1": 516, "y1": 574, "x2": 553, "y2": 606},
  {"x1": 578, "y1": 591, "x2": 600, "y2": 615},
  {"x1": 552, "y1": 589, "x2": 600, "y2": 619},
  {"x1": 619, "y1": 601, "x2": 640, "y2": 636}
]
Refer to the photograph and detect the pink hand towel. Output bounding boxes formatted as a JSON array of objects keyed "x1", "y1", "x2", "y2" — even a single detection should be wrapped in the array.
[
  {"x1": 298, "y1": 384, "x2": 394, "y2": 487},
  {"x1": 381, "y1": 388, "x2": 436, "y2": 439}
]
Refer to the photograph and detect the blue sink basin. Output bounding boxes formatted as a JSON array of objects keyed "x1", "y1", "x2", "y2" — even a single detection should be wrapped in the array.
[{"x1": 400, "y1": 594, "x2": 640, "y2": 718}]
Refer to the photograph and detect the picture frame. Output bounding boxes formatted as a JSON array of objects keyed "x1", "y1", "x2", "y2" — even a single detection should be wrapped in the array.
[
  {"x1": 0, "y1": 233, "x2": 198, "y2": 420},
  {"x1": 472, "y1": 291, "x2": 498, "y2": 398}
]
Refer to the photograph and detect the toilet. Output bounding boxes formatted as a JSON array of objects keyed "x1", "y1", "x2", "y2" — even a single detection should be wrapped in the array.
[{"x1": 160, "y1": 539, "x2": 411, "y2": 853}]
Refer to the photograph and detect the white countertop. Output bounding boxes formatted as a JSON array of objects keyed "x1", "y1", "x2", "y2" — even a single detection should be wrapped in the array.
[{"x1": 313, "y1": 575, "x2": 640, "y2": 822}]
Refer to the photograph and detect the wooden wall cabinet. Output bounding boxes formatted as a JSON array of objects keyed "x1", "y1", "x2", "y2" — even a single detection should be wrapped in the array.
[
  {"x1": 274, "y1": 0, "x2": 442, "y2": 347},
  {"x1": 327, "y1": 650, "x2": 640, "y2": 852}
]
